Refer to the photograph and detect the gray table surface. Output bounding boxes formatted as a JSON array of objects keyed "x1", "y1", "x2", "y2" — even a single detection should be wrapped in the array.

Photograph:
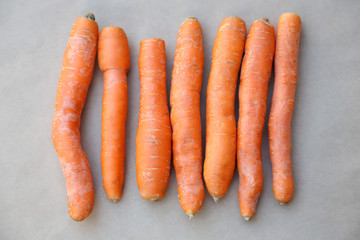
[{"x1": 1, "y1": 0, "x2": 359, "y2": 239}]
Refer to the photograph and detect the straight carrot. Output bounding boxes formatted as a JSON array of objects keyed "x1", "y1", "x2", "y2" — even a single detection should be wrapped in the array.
[
  {"x1": 269, "y1": 13, "x2": 301, "y2": 204},
  {"x1": 237, "y1": 18, "x2": 275, "y2": 220},
  {"x1": 136, "y1": 38, "x2": 171, "y2": 201},
  {"x1": 52, "y1": 13, "x2": 98, "y2": 221},
  {"x1": 204, "y1": 16, "x2": 246, "y2": 201},
  {"x1": 170, "y1": 17, "x2": 204, "y2": 217},
  {"x1": 98, "y1": 26, "x2": 130, "y2": 202}
]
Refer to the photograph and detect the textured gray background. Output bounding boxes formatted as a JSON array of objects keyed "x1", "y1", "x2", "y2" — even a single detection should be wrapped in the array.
[{"x1": 1, "y1": 0, "x2": 359, "y2": 239}]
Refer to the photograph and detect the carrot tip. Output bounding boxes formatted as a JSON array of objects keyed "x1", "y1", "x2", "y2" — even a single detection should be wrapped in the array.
[
  {"x1": 187, "y1": 213, "x2": 194, "y2": 220},
  {"x1": 149, "y1": 197, "x2": 160, "y2": 202},
  {"x1": 212, "y1": 196, "x2": 219, "y2": 203},
  {"x1": 84, "y1": 13, "x2": 95, "y2": 21},
  {"x1": 279, "y1": 202, "x2": 286, "y2": 206},
  {"x1": 244, "y1": 217, "x2": 250, "y2": 221},
  {"x1": 107, "y1": 196, "x2": 121, "y2": 202},
  {"x1": 260, "y1": 17, "x2": 269, "y2": 22}
]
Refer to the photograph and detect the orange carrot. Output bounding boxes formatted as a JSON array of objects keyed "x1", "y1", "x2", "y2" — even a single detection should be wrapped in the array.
[
  {"x1": 136, "y1": 38, "x2": 171, "y2": 201},
  {"x1": 98, "y1": 26, "x2": 130, "y2": 202},
  {"x1": 52, "y1": 13, "x2": 98, "y2": 221},
  {"x1": 204, "y1": 16, "x2": 246, "y2": 201},
  {"x1": 237, "y1": 18, "x2": 275, "y2": 220},
  {"x1": 170, "y1": 17, "x2": 204, "y2": 217},
  {"x1": 269, "y1": 13, "x2": 301, "y2": 204}
]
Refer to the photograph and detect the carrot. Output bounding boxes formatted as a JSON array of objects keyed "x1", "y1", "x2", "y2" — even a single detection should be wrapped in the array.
[
  {"x1": 136, "y1": 38, "x2": 171, "y2": 201},
  {"x1": 269, "y1": 13, "x2": 301, "y2": 204},
  {"x1": 52, "y1": 13, "x2": 98, "y2": 221},
  {"x1": 237, "y1": 17, "x2": 275, "y2": 220},
  {"x1": 98, "y1": 26, "x2": 130, "y2": 202},
  {"x1": 170, "y1": 17, "x2": 204, "y2": 217},
  {"x1": 204, "y1": 16, "x2": 246, "y2": 201}
]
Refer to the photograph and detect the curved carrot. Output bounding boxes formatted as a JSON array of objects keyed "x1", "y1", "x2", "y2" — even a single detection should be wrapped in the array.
[
  {"x1": 52, "y1": 13, "x2": 98, "y2": 221},
  {"x1": 136, "y1": 38, "x2": 171, "y2": 201},
  {"x1": 269, "y1": 13, "x2": 301, "y2": 204},
  {"x1": 237, "y1": 18, "x2": 275, "y2": 220},
  {"x1": 98, "y1": 26, "x2": 130, "y2": 202},
  {"x1": 170, "y1": 17, "x2": 204, "y2": 217},
  {"x1": 204, "y1": 16, "x2": 246, "y2": 201}
]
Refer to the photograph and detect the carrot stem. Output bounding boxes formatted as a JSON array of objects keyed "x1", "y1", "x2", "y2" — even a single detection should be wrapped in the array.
[{"x1": 85, "y1": 13, "x2": 95, "y2": 21}]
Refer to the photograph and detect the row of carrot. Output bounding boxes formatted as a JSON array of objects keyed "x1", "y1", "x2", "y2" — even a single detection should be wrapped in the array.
[{"x1": 52, "y1": 12, "x2": 301, "y2": 222}]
